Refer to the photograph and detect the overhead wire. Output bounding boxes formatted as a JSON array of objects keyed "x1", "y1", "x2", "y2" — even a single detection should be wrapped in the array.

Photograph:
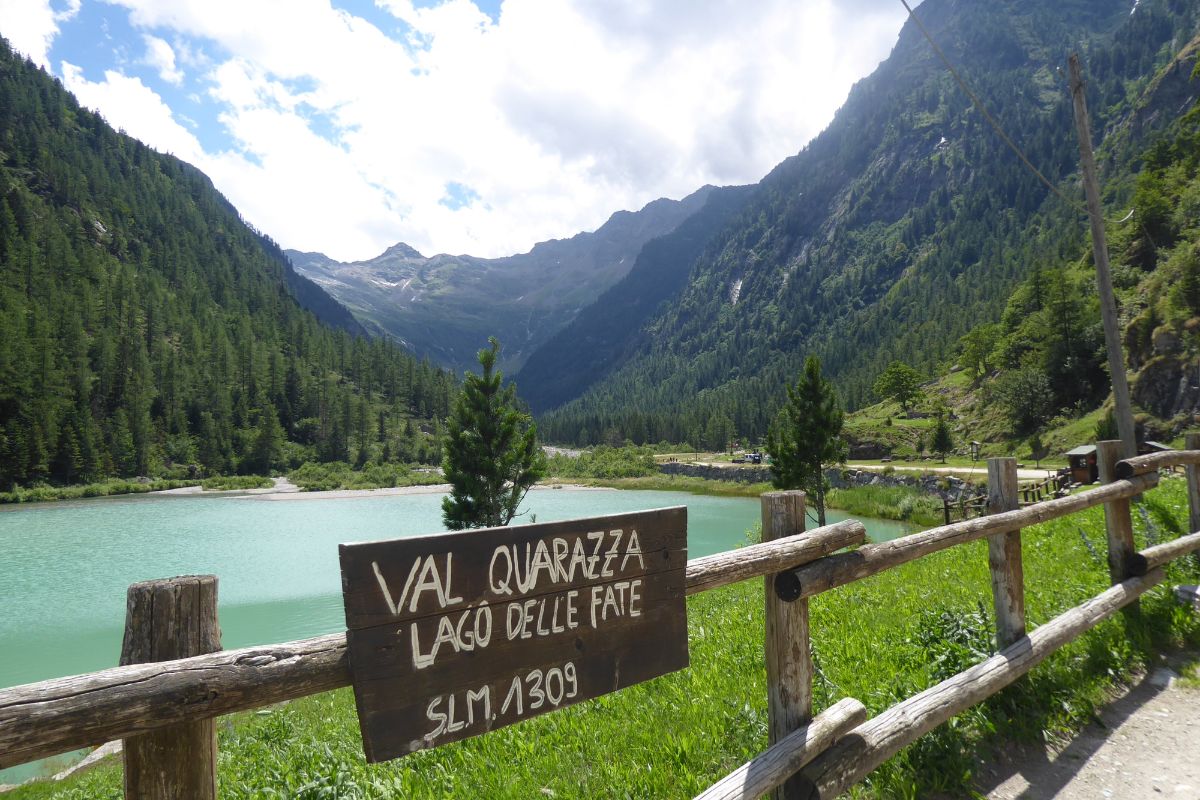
[{"x1": 897, "y1": 0, "x2": 1087, "y2": 215}]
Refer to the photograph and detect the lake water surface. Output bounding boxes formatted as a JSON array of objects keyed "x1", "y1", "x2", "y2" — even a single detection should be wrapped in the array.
[{"x1": 0, "y1": 487, "x2": 911, "y2": 783}]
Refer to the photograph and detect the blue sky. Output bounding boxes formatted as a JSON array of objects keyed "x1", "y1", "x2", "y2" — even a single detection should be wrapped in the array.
[{"x1": 2, "y1": 0, "x2": 911, "y2": 261}]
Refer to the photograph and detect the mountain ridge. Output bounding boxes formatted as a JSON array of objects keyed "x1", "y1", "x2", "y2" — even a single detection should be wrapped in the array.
[
  {"x1": 535, "y1": 0, "x2": 1200, "y2": 447},
  {"x1": 288, "y1": 185, "x2": 718, "y2": 375}
]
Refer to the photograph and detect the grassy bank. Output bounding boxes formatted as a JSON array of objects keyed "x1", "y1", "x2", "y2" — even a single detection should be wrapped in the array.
[
  {"x1": 558, "y1": 473, "x2": 772, "y2": 497},
  {"x1": 200, "y1": 475, "x2": 274, "y2": 491},
  {"x1": 13, "y1": 479, "x2": 1200, "y2": 799},
  {"x1": 827, "y1": 484, "x2": 946, "y2": 528},
  {"x1": 0, "y1": 478, "x2": 199, "y2": 504},
  {"x1": 287, "y1": 462, "x2": 444, "y2": 492}
]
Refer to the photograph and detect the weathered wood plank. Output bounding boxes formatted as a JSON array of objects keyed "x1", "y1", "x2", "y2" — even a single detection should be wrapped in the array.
[
  {"x1": 340, "y1": 507, "x2": 687, "y2": 629},
  {"x1": 782, "y1": 473, "x2": 1157, "y2": 601},
  {"x1": 1132, "y1": 530, "x2": 1200, "y2": 574},
  {"x1": 339, "y1": 509, "x2": 689, "y2": 759},
  {"x1": 693, "y1": 698, "x2": 867, "y2": 800},
  {"x1": 762, "y1": 491, "x2": 811, "y2": 800},
  {"x1": 1187, "y1": 434, "x2": 1200, "y2": 570},
  {"x1": 687, "y1": 520, "x2": 864, "y2": 597},
  {"x1": 986, "y1": 458, "x2": 1025, "y2": 648},
  {"x1": 0, "y1": 633, "x2": 351, "y2": 770},
  {"x1": 1115, "y1": 448, "x2": 1200, "y2": 479},
  {"x1": 120, "y1": 576, "x2": 221, "y2": 800},
  {"x1": 1097, "y1": 442, "x2": 1139, "y2": 607},
  {"x1": 794, "y1": 568, "x2": 1166, "y2": 799},
  {"x1": 0, "y1": 520, "x2": 874, "y2": 771}
]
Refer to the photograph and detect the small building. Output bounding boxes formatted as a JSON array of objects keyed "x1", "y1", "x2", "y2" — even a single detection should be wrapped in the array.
[
  {"x1": 1065, "y1": 445, "x2": 1098, "y2": 485},
  {"x1": 1141, "y1": 440, "x2": 1173, "y2": 454}
]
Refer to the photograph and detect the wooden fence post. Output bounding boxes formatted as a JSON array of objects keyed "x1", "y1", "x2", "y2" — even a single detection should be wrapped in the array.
[
  {"x1": 986, "y1": 458, "x2": 1025, "y2": 648},
  {"x1": 121, "y1": 576, "x2": 221, "y2": 800},
  {"x1": 1186, "y1": 432, "x2": 1200, "y2": 568},
  {"x1": 762, "y1": 491, "x2": 811, "y2": 800},
  {"x1": 1096, "y1": 441, "x2": 1139, "y2": 615}
]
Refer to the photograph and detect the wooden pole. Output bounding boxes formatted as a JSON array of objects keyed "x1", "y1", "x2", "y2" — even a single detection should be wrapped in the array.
[
  {"x1": 795, "y1": 568, "x2": 1165, "y2": 798},
  {"x1": 986, "y1": 458, "x2": 1025, "y2": 648},
  {"x1": 1096, "y1": 441, "x2": 1139, "y2": 616},
  {"x1": 762, "y1": 491, "x2": 812, "y2": 800},
  {"x1": 1187, "y1": 432, "x2": 1200, "y2": 569},
  {"x1": 693, "y1": 698, "x2": 867, "y2": 800},
  {"x1": 1069, "y1": 54, "x2": 1137, "y2": 461},
  {"x1": 121, "y1": 576, "x2": 221, "y2": 800}
]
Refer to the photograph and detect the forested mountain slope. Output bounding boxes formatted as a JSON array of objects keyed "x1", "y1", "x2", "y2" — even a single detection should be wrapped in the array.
[
  {"x1": 288, "y1": 185, "x2": 716, "y2": 376},
  {"x1": 537, "y1": 0, "x2": 1200, "y2": 448},
  {"x1": 0, "y1": 39, "x2": 454, "y2": 488},
  {"x1": 517, "y1": 184, "x2": 755, "y2": 413}
]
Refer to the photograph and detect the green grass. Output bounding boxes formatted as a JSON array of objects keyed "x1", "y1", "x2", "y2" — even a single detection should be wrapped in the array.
[
  {"x1": 10, "y1": 481, "x2": 1200, "y2": 799},
  {"x1": 287, "y1": 462, "x2": 444, "y2": 492},
  {"x1": 563, "y1": 474, "x2": 773, "y2": 497},
  {"x1": 826, "y1": 484, "x2": 946, "y2": 528},
  {"x1": 200, "y1": 475, "x2": 274, "y2": 491},
  {"x1": 0, "y1": 478, "x2": 199, "y2": 504}
]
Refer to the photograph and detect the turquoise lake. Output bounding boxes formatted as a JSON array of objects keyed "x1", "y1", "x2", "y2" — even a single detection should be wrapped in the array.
[{"x1": 0, "y1": 487, "x2": 912, "y2": 783}]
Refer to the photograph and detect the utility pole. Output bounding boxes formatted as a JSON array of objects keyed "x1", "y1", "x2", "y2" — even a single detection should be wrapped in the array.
[{"x1": 1068, "y1": 53, "x2": 1137, "y2": 461}]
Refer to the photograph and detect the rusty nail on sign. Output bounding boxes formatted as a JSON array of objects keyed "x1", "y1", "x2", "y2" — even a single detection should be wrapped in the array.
[{"x1": 338, "y1": 506, "x2": 689, "y2": 761}]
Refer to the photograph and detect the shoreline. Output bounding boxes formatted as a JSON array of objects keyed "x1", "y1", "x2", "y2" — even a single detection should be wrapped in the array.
[{"x1": 154, "y1": 478, "x2": 614, "y2": 502}]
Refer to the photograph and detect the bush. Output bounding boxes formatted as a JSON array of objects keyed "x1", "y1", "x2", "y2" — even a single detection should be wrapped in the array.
[
  {"x1": 545, "y1": 446, "x2": 659, "y2": 479},
  {"x1": 201, "y1": 475, "x2": 273, "y2": 490}
]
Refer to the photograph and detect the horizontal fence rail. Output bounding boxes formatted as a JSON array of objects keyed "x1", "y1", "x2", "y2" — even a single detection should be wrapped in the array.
[
  {"x1": 3, "y1": 442, "x2": 1200, "y2": 800},
  {"x1": 777, "y1": 472, "x2": 1158, "y2": 602},
  {"x1": 0, "y1": 519, "x2": 864, "y2": 770},
  {"x1": 794, "y1": 568, "x2": 1167, "y2": 799},
  {"x1": 1116, "y1": 449, "x2": 1200, "y2": 479}
]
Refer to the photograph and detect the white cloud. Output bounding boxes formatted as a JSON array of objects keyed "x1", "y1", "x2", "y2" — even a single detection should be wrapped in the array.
[
  {"x1": 60, "y1": 0, "x2": 907, "y2": 261},
  {"x1": 142, "y1": 34, "x2": 183, "y2": 84},
  {"x1": 60, "y1": 61, "x2": 206, "y2": 160},
  {"x1": 1, "y1": 0, "x2": 80, "y2": 67}
]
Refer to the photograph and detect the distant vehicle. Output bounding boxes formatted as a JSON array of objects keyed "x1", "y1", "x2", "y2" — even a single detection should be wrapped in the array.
[
  {"x1": 732, "y1": 456, "x2": 747, "y2": 464},
  {"x1": 749, "y1": 452, "x2": 763, "y2": 465}
]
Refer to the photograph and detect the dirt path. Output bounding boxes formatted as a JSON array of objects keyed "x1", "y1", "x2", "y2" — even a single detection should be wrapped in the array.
[
  {"x1": 852, "y1": 463, "x2": 1058, "y2": 481},
  {"x1": 979, "y1": 656, "x2": 1200, "y2": 799}
]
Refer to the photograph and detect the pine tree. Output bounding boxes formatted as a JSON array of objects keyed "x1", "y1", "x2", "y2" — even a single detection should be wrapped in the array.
[
  {"x1": 931, "y1": 413, "x2": 954, "y2": 463},
  {"x1": 441, "y1": 338, "x2": 546, "y2": 530},
  {"x1": 764, "y1": 355, "x2": 846, "y2": 527}
]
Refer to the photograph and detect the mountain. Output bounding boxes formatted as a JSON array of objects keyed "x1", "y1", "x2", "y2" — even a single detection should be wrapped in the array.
[
  {"x1": 0, "y1": 39, "x2": 454, "y2": 488},
  {"x1": 535, "y1": 0, "x2": 1200, "y2": 448},
  {"x1": 517, "y1": 184, "x2": 755, "y2": 413},
  {"x1": 287, "y1": 186, "x2": 716, "y2": 376}
]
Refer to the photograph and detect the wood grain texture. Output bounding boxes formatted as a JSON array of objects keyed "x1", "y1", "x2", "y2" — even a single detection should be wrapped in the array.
[
  {"x1": 1134, "y1": 530, "x2": 1200, "y2": 573},
  {"x1": 120, "y1": 576, "x2": 221, "y2": 800},
  {"x1": 0, "y1": 633, "x2": 350, "y2": 770},
  {"x1": 1115, "y1": 446, "x2": 1200, "y2": 479},
  {"x1": 986, "y1": 458, "x2": 1025, "y2": 648},
  {"x1": 761, "y1": 491, "x2": 811, "y2": 800},
  {"x1": 794, "y1": 569, "x2": 1166, "y2": 799},
  {"x1": 693, "y1": 698, "x2": 866, "y2": 800},
  {"x1": 686, "y1": 520, "x2": 864, "y2": 597},
  {"x1": 1097, "y1": 441, "x2": 1139, "y2": 598},
  {"x1": 0, "y1": 520, "x2": 869, "y2": 770},
  {"x1": 340, "y1": 508, "x2": 688, "y2": 760},
  {"x1": 783, "y1": 473, "x2": 1157, "y2": 601},
  {"x1": 1186, "y1": 434, "x2": 1200, "y2": 569}
]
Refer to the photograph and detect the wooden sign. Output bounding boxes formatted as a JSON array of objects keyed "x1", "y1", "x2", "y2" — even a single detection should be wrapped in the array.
[{"x1": 338, "y1": 507, "x2": 689, "y2": 762}]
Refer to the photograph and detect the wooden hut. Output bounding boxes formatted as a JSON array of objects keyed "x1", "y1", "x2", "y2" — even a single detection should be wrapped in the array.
[{"x1": 1065, "y1": 444, "x2": 1098, "y2": 485}]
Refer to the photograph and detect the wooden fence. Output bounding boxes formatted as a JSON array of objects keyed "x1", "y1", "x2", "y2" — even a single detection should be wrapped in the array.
[{"x1": 3, "y1": 438, "x2": 1200, "y2": 799}]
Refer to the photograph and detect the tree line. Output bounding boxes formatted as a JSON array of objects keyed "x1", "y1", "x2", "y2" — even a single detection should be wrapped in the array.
[{"x1": 0, "y1": 40, "x2": 454, "y2": 489}]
